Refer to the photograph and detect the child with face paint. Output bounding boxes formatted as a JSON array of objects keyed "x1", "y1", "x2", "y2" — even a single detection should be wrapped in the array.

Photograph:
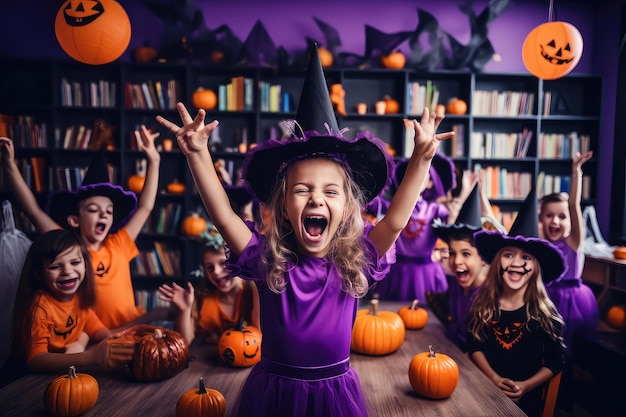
[{"x1": 466, "y1": 189, "x2": 566, "y2": 417}]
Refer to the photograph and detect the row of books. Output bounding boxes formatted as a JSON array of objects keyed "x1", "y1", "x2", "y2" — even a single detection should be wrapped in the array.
[
  {"x1": 216, "y1": 76, "x2": 254, "y2": 112},
  {"x1": 471, "y1": 90, "x2": 535, "y2": 116},
  {"x1": 257, "y1": 81, "x2": 291, "y2": 113},
  {"x1": 537, "y1": 132, "x2": 591, "y2": 159},
  {"x1": 469, "y1": 128, "x2": 534, "y2": 158},
  {"x1": 61, "y1": 78, "x2": 116, "y2": 108},
  {"x1": 124, "y1": 79, "x2": 181, "y2": 110},
  {"x1": 133, "y1": 242, "x2": 181, "y2": 277},
  {"x1": 473, "y1": 164, "x2": 533, "y2": 199},
  {"x1": 537, "y1": 171, "x2": 592, "y2": 199},
  {"x1": 134, "y1": 289, "x2": 171, "y2": 312},
  {"x1": 405, "y1": 80, "x2": 439, "y2": 115},
  {"x1": 59, "y1": 124, "x2": 95, "y2": 150},
  {"x1": 143, "y1": 202, "x2": 183, "y2": 235},
  {"x1": 0, "y1": 114, "x2": 47, "y2": 148}
]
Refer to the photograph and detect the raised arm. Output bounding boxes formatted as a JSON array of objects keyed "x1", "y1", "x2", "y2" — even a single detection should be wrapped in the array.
[
  {"x1": 156, "y1": 103, "x2": 251, "y2": 256},
  {"x1": 369, "y1": 108, "x2": 454, "y2": 256},
  {"x1": 0, "y1": 137, "x2": 58, "y2": 232},
  {"x1": 124, "y1": 125, "x2": 161, "y2": 240},
  {"x1": 567, "y1": 150, "x2": 593, "y2": 251}
]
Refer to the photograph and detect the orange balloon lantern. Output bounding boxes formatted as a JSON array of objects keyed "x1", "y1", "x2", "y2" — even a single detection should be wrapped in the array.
[
  {"x1": 522, "y1": 21, "x2": 583, "y2": 80},
  {"x1": 55, "y1": 0, "x2": 132, "y2": 65}
]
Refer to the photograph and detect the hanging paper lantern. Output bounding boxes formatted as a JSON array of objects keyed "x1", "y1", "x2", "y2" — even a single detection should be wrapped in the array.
[
  {"x1": 522, "y1": 21, "x2": 583, "y2": 80},
  {"x1": 55, "y1": 0, "x2": 132, "y2": 65}
]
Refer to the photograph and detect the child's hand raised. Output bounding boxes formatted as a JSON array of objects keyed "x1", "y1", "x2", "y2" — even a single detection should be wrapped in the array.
[
  {"x1": 134, "y1": 125, "x2": 161, "y2": 163},
  {"x1": 408, "y1": 107, "x2": 455, "y2": 161},
  {"x1": 156, "y1": 102, "x2": 219, "y2": 157},
  {"x1": 573, "y1": 150, "x2": 593, "y2": 172}
]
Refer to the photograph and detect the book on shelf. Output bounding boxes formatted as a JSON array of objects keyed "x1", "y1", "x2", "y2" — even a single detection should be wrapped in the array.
[{"x1": 30, "y1": 157, "x2": 46, "y2": 192}]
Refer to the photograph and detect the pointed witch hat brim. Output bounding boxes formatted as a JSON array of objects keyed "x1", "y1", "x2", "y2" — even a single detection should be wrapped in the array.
[
  {"x1": 472, "y1": 187, "x2": 567, "y2": 282},
  {"x1": 241, "y1": 44, "x2": 393, "y2": 204},
  {"x1": 433, "y1": 183, "x2": 482, "y2": 242},
  {"x1": 47, "y1": 152, "x2": 137, "y2": 231}
]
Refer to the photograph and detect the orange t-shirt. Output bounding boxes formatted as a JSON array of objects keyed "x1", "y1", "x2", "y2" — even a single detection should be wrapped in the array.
[
  {"x1": 89, "y1": 228, "x2": 144, "y2": 329},
  {"x1": 28, "y1": 291, "x2": 107, "y2": 363},
  {"x1": 196, "y1": 280, "x2": 255, "y2": 336}
]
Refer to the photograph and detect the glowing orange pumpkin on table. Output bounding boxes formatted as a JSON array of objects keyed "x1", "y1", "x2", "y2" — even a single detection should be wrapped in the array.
[
  {"x1": 398, "y1": 299, "x2": 429, "y2": 330},
  {"x1": 351, "y1": 299, "x2": 405, "y2": 355},
  {"x1": 55, "y1": 0, "x2": 131, "y2": 65},
  {"x1": 522, "y1": 21, "x2": 584, "y2": 80}
]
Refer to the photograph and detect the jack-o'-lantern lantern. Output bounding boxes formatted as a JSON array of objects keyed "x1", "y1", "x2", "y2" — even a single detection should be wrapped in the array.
[
  {"x1": 55, "y1": 0, "x2": 131, "y2": 65},
  {"x1": 218, "y1": 319, "x2": 262, "y2": 367},
  {"x1": 522, "y1": 21, "x2": 583, "y2": 80}
]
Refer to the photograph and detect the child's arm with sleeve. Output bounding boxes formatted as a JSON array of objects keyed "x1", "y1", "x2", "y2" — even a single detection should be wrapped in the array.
[
  {"x1": 158, "y1": 282, "x2": 196, "y2": 344},
  {"x1": 567, "y1": 150, "x2": 593, "y2": 252},
  {"x1": 124, "y1": 125, "x2": 161, "y2": 240},
  {"x1": 0, "y1": 137, "x2": 59, "y2": 232}
]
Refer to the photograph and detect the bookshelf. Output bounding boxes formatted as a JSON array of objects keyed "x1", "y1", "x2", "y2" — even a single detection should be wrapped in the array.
[{"x1": 0, "y1": 58, "x2": 602, "y2": 305}]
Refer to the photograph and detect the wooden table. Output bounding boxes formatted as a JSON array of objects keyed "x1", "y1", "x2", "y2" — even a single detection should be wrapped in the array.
[{"x1": 0, "y1": 301, "x2": 526, "y2": 417}]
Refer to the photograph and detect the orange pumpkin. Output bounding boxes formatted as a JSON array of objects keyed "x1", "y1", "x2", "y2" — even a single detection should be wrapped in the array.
[
  {"x1": 614, "y1": 246, "x2": 626, "y2": 260},
  {"x1": 132, "y1": 327, "x2": 188, "y2": 381},
  {"x1": 133, "y1": 42, "x2": 158, "y2": 63},
  {"x1": 210, "y1": 50, "x2": 225, "y2": 65},
  {"x1": 607, "y1": 305, "x2": 626, "y2": 330},
  {"x1": 44, "y1": 366, "x2": 99, "y2": 417},
  {"x1": 318, "y1": 46, "x2": 334, "y2": 68},
  {"x1": 182, "y1": 213, "x2": 207, "y2": 237},
  {"x1": 218, "y1": 319, "x2": 262, "y2": 367},
  {"x1": 383, "y1": 95, "x2": 400, "y2": 114},
  {"x1": 380, "y1": 50, "x2": 406, "y2": 69},
  {"x1": 167, "y1": 180, "x2": 186, "y2": 194},
  {"x1": 127, "y1": 174, "x2": 145, "y2": 194},
  {"x1": 351, "y1": 299, "x2": 405, "y2": 355},
  {"x1": 446, "y1": 98, "x2": 467, "y2": 115},
  {"x1": 176, "y1": 377, "x2": 226, "y2": 417},
  {"x1": 409, "y1": 345, "x2": 459, "y2": 399},
  {"x1": 435, "y1": 104, "x2": 446, "y2": 115},
  {"x1": 398, "y1": 299, "x2": 429, "y2": 330},
  {"x1": 522, "y1": 21, "x2": 583, "y2": 80},
  {"x1": 191, "y1": 88, "x2": 218, "y2": 110}
]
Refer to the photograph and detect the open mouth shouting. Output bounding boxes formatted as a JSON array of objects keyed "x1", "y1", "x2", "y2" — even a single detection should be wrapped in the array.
[{"x1": 303, "y1": 216, "x2": 328, "y2": 241}]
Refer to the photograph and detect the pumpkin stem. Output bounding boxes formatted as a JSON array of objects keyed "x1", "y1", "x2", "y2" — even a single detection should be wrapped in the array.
[
  {"x1": 68, "y1": 365, "x2": 78, "y2": 379},
  {"x1": 369, "y1": 299, "x2": 379, "y2": 316},
  {"x1": 236, "y1": 318, "x2": 246, "y2": 331},
  {"x1": 198, "y1": 377, "x2": 208, "y2": 394},
  {"x1": 410, "y1": 299, "x2": 419, "y2": 310},
  {"x1": 153, "y1": 328, "x2": 164, "y2": 339},
  {"x1": 428, "y1": 345, "x2": 436, "y2": 358}
]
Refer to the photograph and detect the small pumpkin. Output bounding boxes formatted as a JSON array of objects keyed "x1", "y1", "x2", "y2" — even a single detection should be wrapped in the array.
[
  {"x1": 380, "y1": 50, "x2": 406, "y2": 69},
  {"x1": 127, "y1": 174, "x2": 145, "y2": 194},
  {"x1": 133, "y1": 42, "x2": 158, "y2": 63},
  {"x1": 614, "y1": 246, "x2": 626, "y2": 260},
  {"x1": 398, "y1": 299, "x2": 429, "y2": 330},
  {"x1": 132, "y1": 327, "x2": 188, "y2": 381},
  {"x1": 44, "y1": 366, "x2": 99, "y2": 417},
  {"x1": 351, "y1": 299, "x2": 405, "y2": 356},
  {"x1": 318, "y1": 46, "x2": 334, "y2": 68},
  {"x1": 607, "y1": 305, "x2": 626, "y2": 330},
  {"x1": 446, "y1": 98, "x2": 467, "y2": 115},
  {"x1": 210, "y1": 49, "x2": 225, "y2": 65},
  {"x1": 191, "y1": 88, "x2": 218, "y2": 110},
  {"x1": 167, "y1": 180, "x2": 186, "y2": 194},
  {"x1": 435, "y1": 103, "x2": 446, "y2": 115},
  {"x1": 409, "y1": 345, "x2": 459, "y2": 399},
  {"x1": 383, "y1": 95, "x2": 400, "y2": 114},
  {"x1": 218, "y1": 319, "x2": 262, "y2": 367},
  {"x1": 182, "y1": 213, "x2": 207, "y2": 237},
  {"x1": 176, "y1": 377, "x2": 226, "y2": 417}
]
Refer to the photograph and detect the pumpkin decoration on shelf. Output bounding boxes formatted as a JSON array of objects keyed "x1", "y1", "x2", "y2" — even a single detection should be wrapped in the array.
[
  {"x1": 329, "y1": 83, "x2": 347, "y2": 117},
  {"x1": 218, "y1": 319, "x2": 262, "y2": 367},
  {"x1": 182, "y1": 213, "x2": 207, "y2": 238},
  {"x1": 191, "y1": 88, "x2": 218, "y2": 110},
  {"x1": 408, "y1": 345, "x2": 459, "y2": 399},
  {"x1": 607, "y1": 305, "x2": 626, "y2": 330},
  {"x1": 318, "y1": 46, "x2": 334, "y2": 68},
  {"x1": 127, "y1": 158, "x2": 147, "y2": 194},
  {"x1": 167, "y1": 180, "x2": 186, "y2": 194},
  {"x1": 383, "y1": 95, "x2": 400, "y2": 114},
  {"x1": 435, "y1": 104, "x2": 446, "y2": 115},
  {"x1": 131, "y1": 326, "x2": 188, "y2": 382},
  {"x1": 613, "y1": 246, "x2": 626, "y2": 260},
  {"x1": 44, "y1": 366, "x2": 99, "y2": 417},
  {"x1": 446, "y1": 98, "x2": 467, "y2": 115},
  {"x1": 380, "y1": 50, "x2": 406, "y2": 69},
  {"x1": 398, "y1": 299, "x2": 429, "y2": 330},
  {"x1": 176, "y1": 377, "x2": 226, "y2": 417},
  {"x1": 133, "y1": 42, "x2": 158, "y2": 63},
  {"x1": 522, "y1": 21, "x2": 583, "y2": 80},
  {"x1": 351, "y1": 299, "x2": 405, "y2": 356},
  {"x1": 55, "y1": 0, "x2": 131, "y2": 65}
]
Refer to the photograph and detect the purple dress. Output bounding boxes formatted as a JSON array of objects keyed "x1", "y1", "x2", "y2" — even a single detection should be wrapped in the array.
[
  {"x1": 374, "y1": 200, "x2": 449, "y2": 302},
  {"x1": 226, "y1": 223, "x2": 388, "y2": 417},
  {"x1": 446, "y1": 283, "x2": 481, "y2": 351},
  {"x1": 545, "y1": 239, "x2": 599, "y2": 355}
]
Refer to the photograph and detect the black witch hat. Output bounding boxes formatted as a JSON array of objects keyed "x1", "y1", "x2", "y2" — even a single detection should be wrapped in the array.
[
  {"x1": 241, "y1": 44, "x2": 394, "y2": 204},
  {"x1": 473, "y1": 187, "x2": 566, "y2": 282},
  {"x1": 433, "y1": 183, "x2": 482, "y2": 242},
  {"x1": 47, "y1": 152, "x2": 137, "y2": 231}
]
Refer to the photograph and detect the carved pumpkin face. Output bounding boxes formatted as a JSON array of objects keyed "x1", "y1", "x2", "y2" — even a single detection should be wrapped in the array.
[
  {"x1": 218, "y1": 323, "x2": 262, "y2": 368},
  {"x1": 522, "y1": 21, "x2": 583, "y2": 80},
  {"x1": 55, "y1": 0, "x2": 131, "y2": 65}
]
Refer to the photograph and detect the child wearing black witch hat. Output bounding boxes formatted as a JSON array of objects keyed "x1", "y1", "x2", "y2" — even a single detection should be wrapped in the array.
[
  {"x1": 0, "y1": 126, "x2": 161, "y2": 330},
  {"x1": 156, "y1": 45, "x2": 454, "y2": 417},
  {"x1": 467, "y1": 188, "x2": 566, "y2": 417}
]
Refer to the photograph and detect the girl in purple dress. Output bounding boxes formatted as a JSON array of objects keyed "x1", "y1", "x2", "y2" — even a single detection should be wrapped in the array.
[
  {"x1": 540, "y1": 151, "x2": 599, "y2": 354},
  {"x1": 156, "y1": 46, "x2": 454, "y2": 417}
]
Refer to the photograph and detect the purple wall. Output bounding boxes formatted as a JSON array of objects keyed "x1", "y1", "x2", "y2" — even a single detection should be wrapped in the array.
[{"x1": 0, "y1": 0, "x2": 622, "y2": 238}]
